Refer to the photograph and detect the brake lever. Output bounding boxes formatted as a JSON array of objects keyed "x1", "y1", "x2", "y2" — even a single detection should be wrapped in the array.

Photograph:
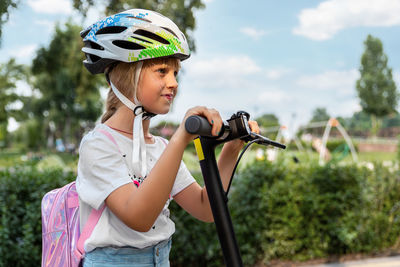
[{"x1": 250, "y1": 132, "x2": 286, "y2": 149}]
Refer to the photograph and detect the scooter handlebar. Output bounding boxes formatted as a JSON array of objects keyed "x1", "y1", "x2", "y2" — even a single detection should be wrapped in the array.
[
  {"x1": 185, "y1": 115, "x2": 214, "y2": 137},
  {"x1": 185, "y1": 115, "x2": 286, "y2": 149}
]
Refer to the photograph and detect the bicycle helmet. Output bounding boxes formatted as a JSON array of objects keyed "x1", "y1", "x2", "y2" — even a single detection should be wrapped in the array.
[{"x1": 80, "y1": 8, "x2": 191, "y2": 74}]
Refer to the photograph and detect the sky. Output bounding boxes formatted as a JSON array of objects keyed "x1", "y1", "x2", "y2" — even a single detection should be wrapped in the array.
[{"x1": 2, "y1": 0, "x2": 400, "y2": 136}]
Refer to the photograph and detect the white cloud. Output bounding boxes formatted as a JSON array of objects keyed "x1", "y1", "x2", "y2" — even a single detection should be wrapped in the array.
[
  {"x1": 292, "y1": 69, "x2": 362, "y2": 122},
  {"x1": 184, "y1": 55, "x2": 262, "y2": 89},
  {"x1": 265, "y1": 68, "x2": 293, "y2": 80},
  {"x1": 8, "y1": 44, "x2": 38, "y2": 63},
  {"x1": 174, "y1": 57, "x2": 363, "y2": 133},
  {"x1": 239, "y1": 27, "x2": 268, "y2": 40},
  {"x1": 293, "y1": 0, "x2": 400, "y2": 40},
  {"x1": 34, "y1": 19, "x2": 55, "y2": 32},
  {"x1": 258, "y1": 88, "x2": 290, "y2": 103},
  {"x1": 27, "y1": 0, "x2": 73, "y2": 15},
  {"x1": 296, "y1": 69, "x2": 359, "y2": 95}
]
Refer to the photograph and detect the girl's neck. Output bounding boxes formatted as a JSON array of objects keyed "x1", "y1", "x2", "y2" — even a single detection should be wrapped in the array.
[{"x1": 104, "y1": 107, "x2": 154, "y2": 143}]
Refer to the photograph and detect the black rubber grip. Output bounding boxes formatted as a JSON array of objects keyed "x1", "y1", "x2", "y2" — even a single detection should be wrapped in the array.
[{"x1": 185, "y1": 115, "x2": 213, "y2": 137}]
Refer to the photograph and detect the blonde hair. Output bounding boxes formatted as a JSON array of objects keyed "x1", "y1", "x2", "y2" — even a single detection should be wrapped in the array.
[{"x1": 100, "y1": 58, "x2": 181, "y2": 123}]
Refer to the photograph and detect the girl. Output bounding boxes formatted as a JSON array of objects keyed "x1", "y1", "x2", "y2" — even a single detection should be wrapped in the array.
[{"x1": 76, "y1": 8, "x2": 259, "y2": 266}]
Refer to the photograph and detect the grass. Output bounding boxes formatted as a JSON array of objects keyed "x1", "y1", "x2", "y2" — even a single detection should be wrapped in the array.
[
  {"x1": 0, "y1": 145, "x2": 397, "y2": 175},
  {"x1": 0, "y1": 149, "x2": 78, "y2": 170},
  {"x1": 355, "y1": 151, "x2": 397, "y2": 162}
]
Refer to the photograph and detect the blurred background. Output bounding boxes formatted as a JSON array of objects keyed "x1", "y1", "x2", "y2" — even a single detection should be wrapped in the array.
[{"x1": 1, "y1": 0, "x2": 400, "y2": 266}]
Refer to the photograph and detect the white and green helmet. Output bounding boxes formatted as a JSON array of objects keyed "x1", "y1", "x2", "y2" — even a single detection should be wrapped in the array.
[{"x1": 81, "y1": 9, "x2": 191, "y2": 74}]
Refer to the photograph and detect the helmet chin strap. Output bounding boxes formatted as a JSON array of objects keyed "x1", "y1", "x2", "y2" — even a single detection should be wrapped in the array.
[{"x1": 109, "y1": 61, "x2": 148, "y2": 178}]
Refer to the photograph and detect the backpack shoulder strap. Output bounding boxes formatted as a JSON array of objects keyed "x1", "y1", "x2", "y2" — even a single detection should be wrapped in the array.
[
  {"x1": 158, "y1": 136, "x2": 168, "y2": 147},
  {"x1": 75, "y1": 204, "x2": 106, "y2": 257},
  {"x1": 97, "y1": 128, "x2": 121, "y2": 152}
]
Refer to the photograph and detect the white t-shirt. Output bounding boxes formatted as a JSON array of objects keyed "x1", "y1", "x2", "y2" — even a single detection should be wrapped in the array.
[{"x1": 76, "y1": 124, "x2": 195, "y2": 252}]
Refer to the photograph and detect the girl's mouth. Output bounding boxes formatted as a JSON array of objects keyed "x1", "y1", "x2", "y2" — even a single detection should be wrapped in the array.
[{"x1": 163, "y1": 94, "x2": 174, "y2": 102}]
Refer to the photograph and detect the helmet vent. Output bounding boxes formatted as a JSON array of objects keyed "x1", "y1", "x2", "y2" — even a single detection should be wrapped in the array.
[
  {"x1": 80, "y1": 28, "x2": 90, "y2": 38},
  {"x1": 131, "y1": 36, "x2": 152, "y2": 44},
  {"x1": 134, "y1": 29, "x2": 170, "y2": 45},
  {"x1": 127, "y1": 15, "x2": 152, "y2": 23},
  {"x1": 112, "y1": 40, "x2": 146, "y2": 50},
  {"x1": 96, "y1": 26, "x2": 127, "y2": 35},
  {"x1": 161, "y1": 27, "x2": 178, "y2": 38},
  {"x1": 87, "y1": 53, "x2": 101, "y2": 63},
  {"x1": 85, "y1": 41, "x2": 104, "y2": 50}
]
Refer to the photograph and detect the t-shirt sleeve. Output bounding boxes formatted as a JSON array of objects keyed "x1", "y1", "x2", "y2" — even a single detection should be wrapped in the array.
[
  {"x1": 76, "y1": 132, "x2": 132, "y2": 210},
  {"x1": 156, "y1": 137, "x2": 196, "y2": 197},
  {"x1": 171, "y1": 159, "x2": 196, "y2": 197}
]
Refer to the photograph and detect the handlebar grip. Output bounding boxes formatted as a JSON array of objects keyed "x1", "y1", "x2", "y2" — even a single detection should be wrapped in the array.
[{"x1": 185, "y1": 115, "x2": 214, "y2": 137}]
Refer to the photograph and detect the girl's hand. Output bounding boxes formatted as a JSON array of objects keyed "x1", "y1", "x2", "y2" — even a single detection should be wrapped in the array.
[
  {"x1": 174, "y1": 106, "x2": 224, "y2": 144},
  {"x1": 223, "y1": 120, "x2": 260, "y2": 153}
]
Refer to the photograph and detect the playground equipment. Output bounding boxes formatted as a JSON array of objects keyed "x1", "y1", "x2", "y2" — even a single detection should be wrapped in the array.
[
  {"x1": 185, "y1": 111, "x2": 285, "y2": 267},
  {"x1": 319, "y1": 118, "x2": 358, "y2": 164},
  {"x1": 261, "y1": 118, "x2": 358, "y2": 164},
  {"x1": 298, "y1": 118, "x2": 358, "y2": 164}
]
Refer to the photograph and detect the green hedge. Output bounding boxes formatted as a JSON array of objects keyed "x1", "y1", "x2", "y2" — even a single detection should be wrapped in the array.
[
  {"x1": 170, "y1": 160, "x2": 400, "y2": 266},
  {"x1": 1, "y1": 159, "x2": 400, "y2": 266},
  {"x1": 0, "y1": 167, "x2": 75, "y2": 267}
]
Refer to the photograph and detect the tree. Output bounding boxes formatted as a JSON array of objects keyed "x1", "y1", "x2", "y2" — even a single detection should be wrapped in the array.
[
  {"x1": 256, "y1": 113, "x2": 279, "y2": 128},
  {"x1": 356, "y1": 35, "x2": 398, "y2": 137},
  {"x1": 72, "y1": 0, "x2": 205, "y2": 51},
  {"x1": 0, "y1": 0, "x2": 19, "y2": 46},
  {"x1": 305, "y1": 107, "x2": 331, "y2": 136},
  {"x1": 337, "y1": 111, "x2": 371, "y2": 138},
  {"x1": 31, "y1": 21, "x2": 105, "y2": 149},
  {"x1": 255, "y1": 113, "x2": 280, "y2": 139},
  {"x1": 0, "y1": 58, "x2": 25, "y2": 147},
  {"x1": 310, "y1": 107, "x2": 330, "y2": 123}
]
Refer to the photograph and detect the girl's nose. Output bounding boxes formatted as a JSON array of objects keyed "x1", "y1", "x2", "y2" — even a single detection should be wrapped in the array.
[{"x1": 166, "y1": 72, "x2": 178, "y2": 89}]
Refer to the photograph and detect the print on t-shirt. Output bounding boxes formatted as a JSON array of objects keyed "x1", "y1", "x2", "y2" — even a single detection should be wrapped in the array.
[{"x1": 128, "y1": 172, "x2": 145, "y2": 188}]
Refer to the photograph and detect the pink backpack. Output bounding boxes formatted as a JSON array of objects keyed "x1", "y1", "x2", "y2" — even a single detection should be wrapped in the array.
[
  {"x1": 41, "y1": 182, "x2": 105, "y2": 267},
  {"x1": 41, "y1": 129, "x2": 117, "y2": 267}
]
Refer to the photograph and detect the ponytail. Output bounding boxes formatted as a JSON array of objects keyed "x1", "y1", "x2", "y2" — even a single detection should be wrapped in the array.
[{"x1": 100, "y1": 93, "x2": 118, "y2": 123}]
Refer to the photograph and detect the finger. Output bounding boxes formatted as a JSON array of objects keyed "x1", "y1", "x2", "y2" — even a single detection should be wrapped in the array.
[
  {"x1": 248, "y1": 120, "x2": 260, "y2": 134},
  {"x1": 204, "y1": 108, "x2": 223, "y2": 136}
]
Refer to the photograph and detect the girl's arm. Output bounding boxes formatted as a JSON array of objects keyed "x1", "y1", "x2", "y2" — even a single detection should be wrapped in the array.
[
  {"x1": 105, "y1": 106, "x2": 223, "y2": 232},
  {"x1": 174, "y1": 121, "x2": 259, "y2": 222}
]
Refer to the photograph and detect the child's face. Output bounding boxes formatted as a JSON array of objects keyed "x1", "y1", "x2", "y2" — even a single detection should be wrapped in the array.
[{"x1": 137, "y1": 61, "x2": 179, "y2": 115}]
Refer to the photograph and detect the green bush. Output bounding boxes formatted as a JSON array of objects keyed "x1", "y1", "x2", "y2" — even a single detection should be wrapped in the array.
[
  {"x1": 230, "y1": 160, "x2": 287, "y2": 265},
  {"x1": 171, "y1": 159, "x2": 400, "y2": 266},
  {"x1": 2, "y1": 158, "x2": 400, "y2": 266},
  {"x1": 170, "y1": 202, "x2": 223, "y2": 267},
  {"x1": 0, "y1": 122, "x2": 7, "y2": 148},
  {"x1": 232, "y1": 160, "x2": 400, "y2": 265},
  {"x1": 0, "y1": 166, "x2": 75, "y2": 267}
]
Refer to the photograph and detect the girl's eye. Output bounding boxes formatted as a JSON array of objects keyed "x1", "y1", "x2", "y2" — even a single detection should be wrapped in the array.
[
  {"x1": 157, "y1": 68, "x2": 167, "y2": 74},
  {"x1": 174, "y1": 71, "x2": 178, "y2": 77}
]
